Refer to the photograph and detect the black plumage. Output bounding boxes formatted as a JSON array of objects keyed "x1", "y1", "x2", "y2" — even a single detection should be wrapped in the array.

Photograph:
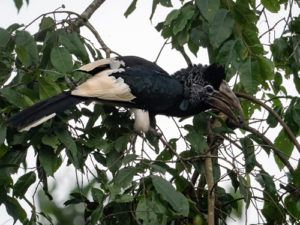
[{"x1": 7, "y1": 56, "x2": 243, "y2": 132}]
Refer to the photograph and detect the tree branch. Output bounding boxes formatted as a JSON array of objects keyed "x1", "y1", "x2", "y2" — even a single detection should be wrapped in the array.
[
  {"x1": 236, "y1": 92, "x2": 300, "y2": 154},
  {"x1": 75, "y1": 0, "x2": 106, "y2": 27},
  {"x1": 240, "y1": 123, "x2": 295, "y2": 174}
]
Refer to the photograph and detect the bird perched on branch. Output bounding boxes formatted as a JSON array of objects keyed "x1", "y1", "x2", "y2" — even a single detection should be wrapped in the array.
[{"x1": 7, "y1": 56, "x2": 244, "y2": 132}]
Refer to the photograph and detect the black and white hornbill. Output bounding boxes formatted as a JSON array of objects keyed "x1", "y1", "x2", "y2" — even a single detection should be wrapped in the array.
[{"x1": 7, "y1": 56, "x2": 244, "y2": 132}]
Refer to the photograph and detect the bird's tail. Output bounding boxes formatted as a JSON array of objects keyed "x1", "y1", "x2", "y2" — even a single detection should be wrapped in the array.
[{"x1": 7, "y1": 91, "x2": 85, "y2": 131}]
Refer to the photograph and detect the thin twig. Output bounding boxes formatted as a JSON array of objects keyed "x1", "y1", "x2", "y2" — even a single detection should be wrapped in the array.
[
  {"x1": 236, "y1": 92, "x2": 300, "y2": 154},
  {"x1": 154, "y1": 38, "x2": 169, "y2": 63},
  {"x1": 85, "y1": 21, "x2": 113, "y2": 58}
]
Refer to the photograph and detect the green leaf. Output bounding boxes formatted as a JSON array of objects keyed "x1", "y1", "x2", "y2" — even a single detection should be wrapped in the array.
[
  {"x1": 261, "y1": 0, "x2": 280, "y2": 13},
  {"x1": 55, "y1": 130, "x2": 78, "y2": 157},
  {"x1": 186, "y1": 130, "x2": 207, "y2": 154},
  {"x1": 35, "y1": 17, "x2": 55, "y2": 41},
  {"x1": 258, "y1": 56, "x2": 275, "y2": 80},
  {"x1": 114, "y1": 135, "x2": 130, "y2": 152},
  {"x1": 209, "y1": 9, "x2": 234, "y2": 49},
  {"x1": 0, "y1": 28, "x2": 10, "y2": 47},
  {"x1": 242, "y1": 25, "x2": 264, "y2": 55},
  {"x1": 190, "y1": 25, "x2": 209, "y2": 48},
  {"x1": 13, "y1": 171, "x2": 36, "y2": 198},
  {"x1": 239, "y1": 57, "x2": 260, "y2": 94},
  {"x1": 0, "y1": 187, "x2": 27, "y2": 223},
  {"x1": 0, "y1": 149, "x2": 27, "y2": 178},
  {"x1": 292, "y1": 103, "x2": 300, "y2": 127},
  {"x1": 91, "y1": 188, "x2": 104, "y2": 203},
  {"x1": 164, "y1": 9, "x2": 180, "y2": 25},
  {"x1": 240, "y1": 137, "x2": 256, "y2": 173},
  {"x1": 228, "y1": 169, "x2": 239, "y2": 192},
  {"x1": 15, "y1": 30, "x2": 39, "y2": 67},
  {"x1": 13, "y1": 0, "x2": 23, "y2": 12},
  {"x1": 274, "y1": 129, "x2": 294, "y2": 170},
  {"x1": 196, "y1": 0, "x2": 220, "y2": 23},
  {"x1": 124, "y1": 0, "x2": 137, "y2": 18},
  {"x1": 38, "y1": 76, "x2": 61, "y2": 100},
  {"x1": 90, "y1": 205, "x2": 103, "y2": 225},
  {"x1": 256, "y1": 170, "x2": 277, "y2": 200},
  {"x1": 38, "y1": 148, "x2": 62, "y2": 176},
  {"x1": 173, "y1": 5, "x2": 194, "y2": 35},
  {"x1": 122, "y1": 154, "x2": 137, "y2": 165},
  {"x1": 50, "y1": 47, "x2": 73, "y2": 73},
  {"x1": 238, "y1": 175, "x2": 252, "y2": 209},
  {"x1": 113, "y1": 166, "x2": 139, "y2": 189},
  {"x1": 151, "y1": 175, "x2": 189, "y2": 216},
  {"x1": 0, "y1": 119, "x2": 7, "y2": 145},
  {"x1": 41, "y1": 135, "x2": 59, "y2": 151},
  {"x1": 0, "y1": 88, "x2": 30, "y2": 109},
  {"x1": 58, "y1": 31, "x2": 89, "y2": 62}
]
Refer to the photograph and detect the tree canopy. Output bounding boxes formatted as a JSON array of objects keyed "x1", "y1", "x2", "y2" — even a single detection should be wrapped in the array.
[{"x1": 0, "y1": 0, "x2": 299, "y2": 224}]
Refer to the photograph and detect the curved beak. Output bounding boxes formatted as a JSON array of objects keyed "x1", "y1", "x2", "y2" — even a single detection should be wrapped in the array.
[{"x1": 208, "y1": 81, "x2": 244, "y2": 124}]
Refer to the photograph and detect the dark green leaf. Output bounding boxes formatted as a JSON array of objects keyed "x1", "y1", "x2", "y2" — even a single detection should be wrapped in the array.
[
  {"x1": 258, "y1": 56, "x2": 275, "y2": 80},
  {"x1": 15, "y1": 30, "x2": 39, "y2": 67},
  {"x1": 55, "y1": 130, "x2": 78, "y2": 157},
  {"x1": 41, "y1": 135, "x2": 59, "y2": 151},
  {"x1": 256, "y1": 170, "x2": 277, "y2": 200},
  {"x1": 114, "y1": 135, "x2": 130, "y2": 152},
  {"x1": 0, "y1": 88, "x2": 31, "y2": 108},
  {"x1": 190, "y1": 25, "x2": 209, "y2": 48},
  {"x1": 13, "y1": 171, "x2": 36, "y2": 198},
  {"x1": 173, "y1": 5, "x2": 194, "y2": 35},
  {"x1": 113, "y1": 166, "x2": 139, "y2": 189},
  {"x1": 90, "y1": 205, "x2": 103, "y2": 225},
  {"x1": 274, "y1": 129, "x2": 294, "y2": 170},
  {"x1": 124, "y1": 0, "x2": 137, "y2": 18},
  {"x1": 38, "y1": 148, "x2": 62, "y2": 176},
  {"x1": 122, "y1": 154, "x2": 137, "y2": 165},
  {"x1": 151, "y1": 175, "x2": 189, "y2": 216},
  {"x1": 164, "y1": 10, "x2": 180, "y2": 25},
  {"x1": 240, "y1": 137, "x2": 256, "y2": 173},
  {"x1": 238, "y1": 175, "x2": 251, "y2": 208},
  {"x1": 91, "y1": 188, "x2": 104, "y2": 203},
  {"x1": 50, "y1": 47, "x2": 73, "y2": 73},
  {"x1": 58, "y1": 31, "x2": 89, "y2": 62},
  {"x1": 227, "y1": 169, "x2": 239, "y2": 192},
  {"x1": 0, "y1": 187, "x2": 27, "y2": 223},
  {"x1": 242, "y1": 26, "x2": 264, "y2": 54},
  {"x1": 0, "y1": 28, "x2": 10, "y2": 47},
  {"x1": 196, "y1": 0, "x2": 220, "y2": 23},
  {"x1": 0, "y1": 119, "x2": 7, "y2": 145},
  {"x1": 186, "y1": 129, "x2": 207, "y2": 154},
  {"x1": 136, "y1": 197, "x2": 159, "y2": 224},
  {"x1": 261, "y1": 0, "x2": 280, "y2": 13},
  {"x1": 239, "y1": 57, "x2": 260, "y2": 94},
  {"x1": 292, "y1": 103, "x2": 300, "y2": 127},
  {"x1": 14, "y1": 0, "x2": 23, "y2": 12},
  {"x1": 0, "y1": 149, "x2": 27, "y2": 178},
  {"x1": 38, "y1": 76, "x2": 61, "y2": 100},
  {"x1": 209, "y1": 9, "x2": 234, "y2": 49}
]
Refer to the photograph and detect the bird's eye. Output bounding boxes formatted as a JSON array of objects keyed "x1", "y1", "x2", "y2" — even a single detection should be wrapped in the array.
[{"x1": 204, "y1": 85, "x2": 214, "y2": 93}]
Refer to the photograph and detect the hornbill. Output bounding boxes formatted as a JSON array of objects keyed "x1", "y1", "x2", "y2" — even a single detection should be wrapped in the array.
[{"x1": 7, "y1": 56, "x2": 244, "y2": 132}]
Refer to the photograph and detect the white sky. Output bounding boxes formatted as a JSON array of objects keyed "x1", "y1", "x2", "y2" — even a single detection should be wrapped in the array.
[{"x1": 0, "y1": 0, "x2": 299, "y2": 225}]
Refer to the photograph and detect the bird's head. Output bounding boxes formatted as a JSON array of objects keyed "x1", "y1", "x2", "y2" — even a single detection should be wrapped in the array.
[{"x1": 188, "y1": 64, "x2": 244, "y2": 124}]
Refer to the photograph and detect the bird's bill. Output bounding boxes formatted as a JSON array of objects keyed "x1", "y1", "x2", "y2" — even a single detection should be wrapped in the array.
[{"x1": 208, "y1": 81, "x2": 244, "y2": 124}]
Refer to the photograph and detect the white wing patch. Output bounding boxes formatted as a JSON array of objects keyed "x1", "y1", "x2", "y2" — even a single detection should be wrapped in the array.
[
  {"x1": 71, "y1": 68, "x2": 136, "y2": 102},
  {"x1": 20, "y1": 113, "x2": 56, "y2": 132},
  {"x1": 77, "y1": 58, "x2": 125, "y2": 72},
  {"x1": 132, "y1": 109, "x2": 150, "y2": 132}
]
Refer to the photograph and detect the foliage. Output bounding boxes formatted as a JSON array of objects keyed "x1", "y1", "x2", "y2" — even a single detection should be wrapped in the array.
[{"x1": 0, "y1": 0, "x2": 299, "y2": 224}]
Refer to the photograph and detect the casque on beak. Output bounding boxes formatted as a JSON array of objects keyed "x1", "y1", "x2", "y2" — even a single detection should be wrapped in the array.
[{"x1": 208, "y1": 81, "x2": 244, "y2": 124}]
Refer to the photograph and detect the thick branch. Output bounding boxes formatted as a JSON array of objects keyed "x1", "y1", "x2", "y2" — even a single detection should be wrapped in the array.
[
  {"x1": 236, "y1": 92, "x2": 300, "y2": 154},
  {"x1": 78, "y1": 0, "x2": 106, "y2": 26}
]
